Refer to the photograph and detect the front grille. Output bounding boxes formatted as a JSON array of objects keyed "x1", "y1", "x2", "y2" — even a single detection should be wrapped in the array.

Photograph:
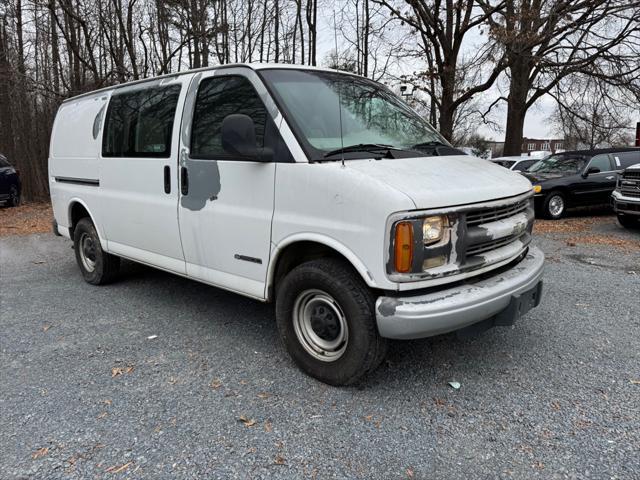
[
  {"x1": 466, "y1": 235, "x2": 521, "y2": 256},
  {"x1": 622, "y1": 171, "x2": 640, "y2": 180},
  {"x1": 620, "y1": 173, "x2": 640, "y2": 198},
  {"x1": 620, "y1": 189, "x2": 640, "y2": 198},
  {"x1": 466, "y1": 198, "x2": 529, "y2": 226}
]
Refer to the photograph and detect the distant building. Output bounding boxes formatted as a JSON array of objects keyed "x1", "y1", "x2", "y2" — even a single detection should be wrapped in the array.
[
  {"x1": 487, "y1": 141, "x2": 505, "y2": 157},
  {"x1": 521, "y1": 138, "x2": 564, "y2": 154}
]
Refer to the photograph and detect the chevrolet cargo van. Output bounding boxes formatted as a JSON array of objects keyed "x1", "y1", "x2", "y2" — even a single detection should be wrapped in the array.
[{"x1": 49, "y1": 64, "x2": 544, "y2": 385}]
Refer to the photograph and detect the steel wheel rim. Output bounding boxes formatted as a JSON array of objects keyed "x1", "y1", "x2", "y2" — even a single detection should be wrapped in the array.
[
  {"x1": 292, "y1": 289, "x2": 348, "y2": 362},
  {"x1": 79, "y1": 232, "x2": 97, "y2": 272},
  {"x1": 549, "y1": 195, "x2": 564, "y2": 217}
]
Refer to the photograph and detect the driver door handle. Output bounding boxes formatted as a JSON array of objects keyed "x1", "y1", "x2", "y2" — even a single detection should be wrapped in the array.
[{"x1": 606, "y1": 176, "x2": 614, "y2": 180}]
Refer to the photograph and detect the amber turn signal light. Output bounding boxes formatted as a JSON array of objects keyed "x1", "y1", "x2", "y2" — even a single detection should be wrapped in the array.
[{"x1": 394, "y1": 221, "x2": 414, "y2": 273}]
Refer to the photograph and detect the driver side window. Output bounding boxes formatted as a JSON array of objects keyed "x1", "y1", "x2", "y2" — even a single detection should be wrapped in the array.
[{"x1": 588, "y1": 154, "x2": 612, "y2": 172}]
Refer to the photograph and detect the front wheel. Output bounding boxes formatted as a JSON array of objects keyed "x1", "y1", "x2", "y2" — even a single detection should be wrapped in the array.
[
  {"x1": 275, "y1": 258, "x2": 387, "y2": 386},
  {"x1": 543, "y1": 191, "x2": 566, "y2": 219},
  {"x1": 617, "y1": 213, "x2": 639, "y2": 229},
  {"x1": 73, "y1": 217, "x2": 120, "y2": 285},
  {"x1": 8, "y1": 185, "x2": 20, "y2": 207}
]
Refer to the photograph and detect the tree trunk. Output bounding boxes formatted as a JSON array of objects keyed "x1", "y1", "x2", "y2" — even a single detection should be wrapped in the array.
[{"x1": 503, "y1": 62, "x2": 530, "y2": 155}]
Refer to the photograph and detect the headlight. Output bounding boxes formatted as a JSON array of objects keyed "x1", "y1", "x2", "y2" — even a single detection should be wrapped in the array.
[
  {"x1": 533, "y1": 185, "x2": 542, "y2": 193},
  {"x1": 422, "y1": 216, "x2": 445, "y2": 245}
]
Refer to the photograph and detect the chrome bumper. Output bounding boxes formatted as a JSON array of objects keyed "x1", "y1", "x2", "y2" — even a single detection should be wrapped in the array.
[{"x1": 375, "y1": 246, "x2": 545, "y2": 339}]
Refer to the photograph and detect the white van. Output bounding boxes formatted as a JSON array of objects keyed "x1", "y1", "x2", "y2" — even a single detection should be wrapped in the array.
[{"x1": 49, "y1": 64, "x2": 544, "y2": 385}]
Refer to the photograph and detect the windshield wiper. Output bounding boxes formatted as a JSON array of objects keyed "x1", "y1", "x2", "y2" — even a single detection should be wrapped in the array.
[
  {"x1": 323, "y1": 143, "x2": 402, "y2": 158},
  {"x1": 410, "y1": 140, "x2": 449, "y2": 150}
]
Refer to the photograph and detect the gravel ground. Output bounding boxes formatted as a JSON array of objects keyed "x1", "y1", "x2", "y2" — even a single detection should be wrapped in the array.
[{"x1": 1, "y1": 215, "x2": 639, "y2": 479}]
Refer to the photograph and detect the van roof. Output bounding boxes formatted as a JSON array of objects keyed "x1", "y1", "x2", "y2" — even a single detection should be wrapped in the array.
[
  {"x1": 61, "y1": 63, "x2": 366, "y2": 104},
  {"x1": 554, "y1": 146, "x2": 640, "y2": 157}
]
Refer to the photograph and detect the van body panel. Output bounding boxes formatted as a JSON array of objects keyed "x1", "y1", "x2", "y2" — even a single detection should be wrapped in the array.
[{"x1": 271, "y1": 162, "x2": 416, "y2": 291}]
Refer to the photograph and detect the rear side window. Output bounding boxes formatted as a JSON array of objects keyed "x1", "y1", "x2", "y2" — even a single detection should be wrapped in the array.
[
  {"x1": 190, "y1": 76, "x2": 267, "y2": 159},
  {"x1": 614, "y1": 151, "x2": 640, "y2": 169},
  {"x1": 102, "y1": 84, "x2": 181, "y2": 158}
]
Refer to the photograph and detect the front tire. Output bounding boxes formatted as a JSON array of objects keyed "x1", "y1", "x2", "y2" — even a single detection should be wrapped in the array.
[
  {"x1": 543, "y1": 191, "x2": 566, "y2": 219},
  {"x1": 8, "y1": 185, "x2": 20, "y2": 207},
  {"x1": 617, "y1": 213, "x2": 639, "y2": 229},
  {"x1": 275, "y1": 258, "x2": 387, "y2": 386},
  {"x1": 73, "y1": 217, "x2": 120, "y2": 285}
]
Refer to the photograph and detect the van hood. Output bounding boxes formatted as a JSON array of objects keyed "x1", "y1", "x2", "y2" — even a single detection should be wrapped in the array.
[{"x1": 346, "y1": 155, "x2": 533, "y2": 209}]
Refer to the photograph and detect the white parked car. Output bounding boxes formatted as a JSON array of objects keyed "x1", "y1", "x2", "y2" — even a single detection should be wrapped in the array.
[
  {"x1": 49, "y1": 64, "x2": 544, "y2": 385},
  {"x1": 491, "y1": 156, "x2": 538, "y2": 172}
]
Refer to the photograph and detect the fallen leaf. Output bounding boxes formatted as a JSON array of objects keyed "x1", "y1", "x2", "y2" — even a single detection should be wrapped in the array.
[
  {"x1": 257, "y1": 392, "x2": 271, "y2": 399},
  {"x1": 448, "y1": 381, "x2": 461, "y2": 390},
  {"x1": 264, "y1": 420, "x2": 273, "y2": 433},
  {"x1": 111, "y1": 366, "x2": 134, "y2": 377},
  {"x1": 566, "y1": 241, "x2": 577, "y2": 247},
  {"x1": 551, "y1": 401, "x2": 561, "y2": 411},
  {"x1": 42, "y1": 324, "x2": 52, "y2": 332},
  {"x1": 239, "y1": 380, "x2": 248, "y2": 385},
  {"x1": 106, "y1": 462, "x2": 133, "y2": 473},
  {"x1": 210, "y1": 378, "x2": 223, "y2": 389},
  {"x1": 630, "y1": 379, "x2": 640, "y2": 385},
  {"x1": 32, "y1": 447, "x2": 49, "y2": 459},
  {"x1": 274, "y1": 454, "x2": 286, "y2": 465},
  {"x1": 239, "y1": 415, "x2": 256, "y2": 427},
  {"x1": 406, "y1": 467, "x2": 415, "y2": 478},
  {"x1": 433, "y1": 397, "x2": 446, "y2": 407},
  {"x1": 168, "y1": 377, "x2": 178, "y2": 385},
  {"x1": 364, "y1": 415, "x2": 373, "y2": 421},
  {"x1": 532, "y1": 461, "x2": 544, "y2": 470},
  {"x1": 103, "y1": 399, "x2": 112, "y2": 406},
  {"x1": 97, "y1": 412, "x2": 108, "y2": 419}
]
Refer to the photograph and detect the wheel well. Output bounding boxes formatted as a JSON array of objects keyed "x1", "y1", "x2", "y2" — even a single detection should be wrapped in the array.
[
  {"x1": 270, "y1": 241, "x2": 362, "y2": 300},
  {"x1": 69, "y1": 202, "x2": 90, "y2": 237}
]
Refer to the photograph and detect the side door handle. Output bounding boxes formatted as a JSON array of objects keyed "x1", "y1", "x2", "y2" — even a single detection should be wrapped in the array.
[
  {"x1": 606, "y1": 176, "x2": 615, "y2": 180},
  {"x1": 181, "y1": 166, "x2": 189, "y2": 195},
  {"x1": 164, "y1": 166, "x2": 171, "y2": 194}
]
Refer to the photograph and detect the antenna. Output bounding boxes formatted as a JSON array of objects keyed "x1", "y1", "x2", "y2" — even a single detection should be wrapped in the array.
[{"x1": 333, "y1": 8, "x2": 345, "y2": 167}]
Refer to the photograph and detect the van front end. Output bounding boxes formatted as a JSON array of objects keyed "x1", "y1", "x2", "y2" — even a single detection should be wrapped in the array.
[{"x1": 376, "y1": 191, "x2": 544, "y2": 339}]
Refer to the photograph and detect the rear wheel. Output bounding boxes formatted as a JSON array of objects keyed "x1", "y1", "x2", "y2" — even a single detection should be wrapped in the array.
[
  {"x1": 543, "y1": 191, "x2": 566, "y2": 219},
  {"x1": 8, "y1": 185, "x2": 20, "y2": 207},
  {"x1": 73, "y1": 217, "x2": 120, "y2": 285},
  {"x1": 617, "y1": 213, "x2": 639, "y2": 229},
  {"x1": 275, "y1": 258, "x2": 387, "y2": 386}
]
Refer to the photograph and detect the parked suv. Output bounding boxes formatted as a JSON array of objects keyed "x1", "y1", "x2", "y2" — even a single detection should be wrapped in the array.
[
  {"x1": 49, "y1": 65, "x2": 544, "y2": 385},
  {"x1": 524, "y1": 148, "x2": 640, "y2": 219},
  {"x1": 612, "y1": 163, "x2": 640, "y2": 228},
  {"x1": 0, "y1": 154, "x2": 21, "y2": 207}
]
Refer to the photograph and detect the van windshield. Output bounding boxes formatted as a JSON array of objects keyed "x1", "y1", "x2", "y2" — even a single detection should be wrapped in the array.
[{"x1": 260, "y1": 69, "x2": 449, "y2": 161}]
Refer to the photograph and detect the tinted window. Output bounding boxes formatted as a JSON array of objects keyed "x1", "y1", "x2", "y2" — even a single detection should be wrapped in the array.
[
  {"x1": 493, "y1": 160, "x2": 515, "y2": 168},
  {"x1": 588, "y1": 154, "x2": 612, "y2": 172},
  {"x1": 529, "y1": 154, "x2": 586, "y2": 174},
  {"x1": 102, "y1": 84, "x2": 181, "y2": 158},
  {"x1": 518, "y1": 160, "x2": 536, "y2": 171},
  {"x1": 191, "y1": 76, "x2": 267, "y2": 159},
  {"x1": 613, "y1": 151, "x2": 640, "y2": 169}
]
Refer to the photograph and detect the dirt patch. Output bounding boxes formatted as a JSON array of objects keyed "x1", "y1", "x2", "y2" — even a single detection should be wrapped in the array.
[
  {"x1": 565, "y1": 234, "x2": 640, "y2": 250},
  {"x1": 0, "y1": 203, "x2": 53, "y2": 236},
  {"x1": 534, "y1": 216, "x2": 614, "y2": 234}
]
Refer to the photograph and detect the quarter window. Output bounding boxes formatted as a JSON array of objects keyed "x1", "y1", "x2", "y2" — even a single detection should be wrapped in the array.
[
  {"x1": 102, "y1": 84, "x2": 181, "y2": 158},
  {"x1": 191, "y1": 76, "x2": 267, "y2": 159}
]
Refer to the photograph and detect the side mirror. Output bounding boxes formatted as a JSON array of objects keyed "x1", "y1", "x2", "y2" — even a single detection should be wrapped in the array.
[
  {"x1": 583, "y1": 166, "x2": 600, "y2": 177},
  {"x1": 221, "y1": 114, "x2": 271, "y2": 161}
]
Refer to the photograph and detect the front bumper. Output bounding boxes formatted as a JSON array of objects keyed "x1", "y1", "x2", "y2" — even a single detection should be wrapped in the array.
[
  {"x1": 375, "y1": 246, "x2": 545, "y2": 339},
  {"x1": 611, "y1": 191, "x2": 640, "y2": 216}
]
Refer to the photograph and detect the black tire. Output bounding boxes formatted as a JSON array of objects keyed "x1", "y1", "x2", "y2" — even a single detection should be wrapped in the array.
[
  {"x1": 617, "y1": 213, "x2": 639, "y2": 229},
  {"x1": 8, "y1": 185, "x2": 20, "y2": 207},
  {"x1": 73, "y1": 217, "x2": 120, "y2": 285},
  {"x1": 543, "y1": 191, "x2": 566, "y2": 219},
  {"x1": 275, "y1": 258, "x2": 387, "y2": 386}
]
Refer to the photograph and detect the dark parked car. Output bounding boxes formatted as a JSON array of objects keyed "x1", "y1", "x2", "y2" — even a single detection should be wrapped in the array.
[
  {"x1": 0, "y1": 154, "x2": 21, "y2": 207},
  {"x1": 523, "y1": 147, "x2": 640, "y2": 219}
]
